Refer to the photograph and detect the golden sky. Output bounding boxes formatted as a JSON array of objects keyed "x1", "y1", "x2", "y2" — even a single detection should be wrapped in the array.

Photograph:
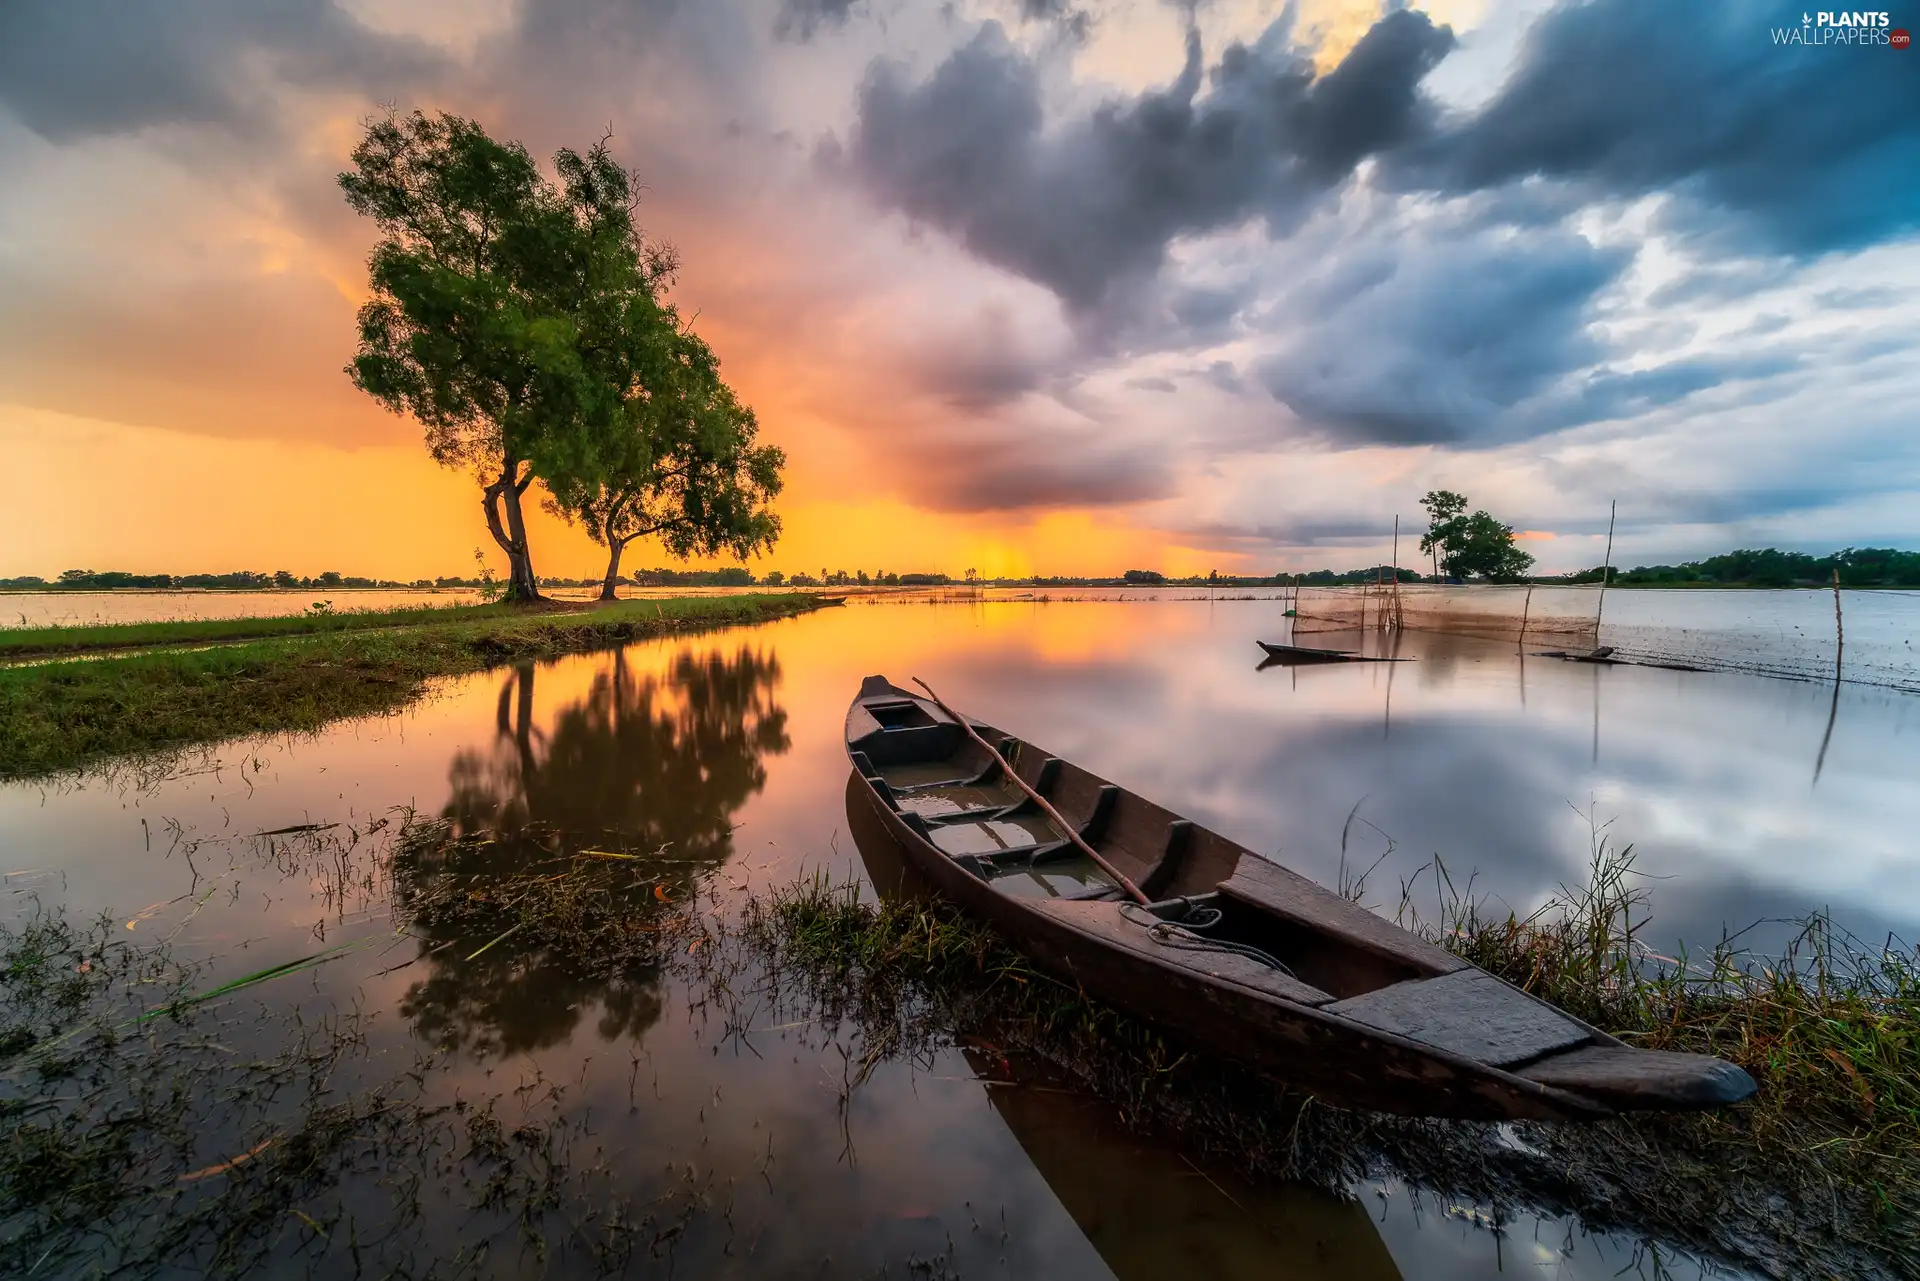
[{"x1": 3, "y1": 0, "x2": 1914, "y2": 580}]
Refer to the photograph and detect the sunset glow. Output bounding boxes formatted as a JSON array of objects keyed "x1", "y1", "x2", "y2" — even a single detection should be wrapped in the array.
[{"x1": 4, "y1": 0, "x2": 1915, "y2": 580}]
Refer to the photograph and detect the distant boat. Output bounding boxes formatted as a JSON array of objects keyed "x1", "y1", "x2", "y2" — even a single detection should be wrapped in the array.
[
  {"x1": 844, "y1": 675, "x2": 1755, "y2": 1121},
  {"x1": 816, "y1": 594, "x2": 849, "y2": 606},
  {"x1": 1255, "y1": 641, "x2": 1401, "y2": 664}
]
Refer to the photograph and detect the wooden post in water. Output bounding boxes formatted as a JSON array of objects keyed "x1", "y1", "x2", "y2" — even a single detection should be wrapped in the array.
[
  {"x1": 1594, "y1": 499, "x2": 1617, "y2": 643},
  {"x1": 1518, "y1": 584, "x2": 1533, "y2": 651},
  {"x1": 1832, "y1": 567, "x2": 1845, "y2": 681},
  {"x1": 1390, "y1": 515, "x2": 1401, "y2": 630}
]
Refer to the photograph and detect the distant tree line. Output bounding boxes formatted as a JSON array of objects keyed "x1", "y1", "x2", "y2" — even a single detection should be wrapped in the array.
[
  {"x1": 1560, "y1": 547, "x2": 1920, "y2": 588},
  {"x1": 0, "y1": 569, "x2": 434, "y2": 591}
]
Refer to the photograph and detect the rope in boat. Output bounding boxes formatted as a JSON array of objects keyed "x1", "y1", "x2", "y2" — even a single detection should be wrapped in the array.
[{"x1": 1118, "y1": 900, "x2": 1299, "y2": 979}]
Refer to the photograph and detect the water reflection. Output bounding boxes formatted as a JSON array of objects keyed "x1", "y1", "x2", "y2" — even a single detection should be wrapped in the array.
[
  {"x1": 974, "y1": 1069, "x2": 1405, "y2": 1281},
  {"x1": 444, "y1": 646, "x2": 789, "y2": 848},
  {"x1": 394, "y1": 646, "x2": 788, "y2": 1057}
]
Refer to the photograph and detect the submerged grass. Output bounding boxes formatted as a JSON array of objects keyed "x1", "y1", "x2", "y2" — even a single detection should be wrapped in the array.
[
  {"x1": 739, "y1": 860, "x2": 1920, "y2": 1280},
  {"x1": 0, "y1": 593, "x2": 820, "y2": 781},
  {"x1": 0, "y1": 830, "x2": 724, "y2": 1277}
]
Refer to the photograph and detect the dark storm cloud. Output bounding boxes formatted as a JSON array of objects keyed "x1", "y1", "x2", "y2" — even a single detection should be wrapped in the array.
[
  {"x1": 0, "y1": 0, "x2": 439, "y2": 141},
  {"x1": 903, "y1": 433, "x2": 1177, "y2": 512},
  {"x1": 845, "y1": 10, "x2": 1455, "y2": 313},
  {"x1": 1202, "y1": 360, "x2": 1243, "y2": 393},
  {"x1": 1256, "y1": 224, "x2": 1629, "y2": 446},
  {"x1": 774, "y1": 0, "x2": 861, "y2": 42},
  {"x1": 1397, "y1": 0, "x2": 1920, "y2": 257}
]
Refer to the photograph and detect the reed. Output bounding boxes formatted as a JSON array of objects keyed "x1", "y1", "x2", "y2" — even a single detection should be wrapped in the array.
[
  {"x1": 1407, "y1": 826, "x2": 1920, "y2": 1152},
  {"x1": 743, "y1": 861, "x2": 1918, "y2": 1279}
]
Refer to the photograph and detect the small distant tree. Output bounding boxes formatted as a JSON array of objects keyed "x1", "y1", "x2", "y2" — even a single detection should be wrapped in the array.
[
  {"x1": 1418, "y1": 490, "x2": 1533, "y2": 582},
  {"x1": 764, "y1": 570, "x2": 785, "y2": 586},
  {"x1": 545, "y1": 324, "x2": 784, "y2": 600},
  {"x1": 1121, "y1": 569, "x2": 1165, "y2": 585},
  {"x1": 273, "y1": 570, "x2": 297, "y2": 589}
]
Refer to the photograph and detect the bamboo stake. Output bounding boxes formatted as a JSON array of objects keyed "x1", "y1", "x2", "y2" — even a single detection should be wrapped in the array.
[
  {"x1": 1518, "y1": 583, "x2": 1533, "y2": 651},
  {"x1": 1390, "y1": 515, "x2": 1401, "y2": 630},
  {"x1": 910, "y1": 677, "x2": 1149, "y2": 905},
  {"x1": 1832, "y1": 567, "x2": 1844, "y2": 681},
  {"x1": 1595, "y1": 498, "x2": 1616, "y2": 641}
]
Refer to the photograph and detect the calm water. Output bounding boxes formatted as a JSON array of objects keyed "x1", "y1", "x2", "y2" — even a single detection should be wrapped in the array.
[{"x1": 8, "y1": 599, "x2": 1917, "y2": 1277}]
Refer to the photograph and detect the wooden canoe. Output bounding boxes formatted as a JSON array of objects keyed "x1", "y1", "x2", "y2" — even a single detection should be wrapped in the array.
[
  {"x1": 1255, "y1": 641, "x2": 1403, "y2": 664},
  {"x1": 844, "y1": 675, "x2": 1755, "y2": 1121}
]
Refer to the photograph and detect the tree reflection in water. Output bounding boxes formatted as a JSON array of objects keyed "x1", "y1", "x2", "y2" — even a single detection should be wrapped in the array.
[{"x1": 393, "y1": 645, "x2": 788, "y2": 1058}]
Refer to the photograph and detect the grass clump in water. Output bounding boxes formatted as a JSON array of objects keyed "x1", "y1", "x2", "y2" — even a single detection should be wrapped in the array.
[
  {"x1": 1420, "y1": 830, "x2": 1920, "y2": 1156},
  {"x1": 739, "y1": 859, "x2": 1919, "y2": 1281},
  {"x1": 0, "y1": 592, "x2": 820, "y2": 781},
  {"x1": 0, "y1": 884, "x2": 711, "y2": 1276}
]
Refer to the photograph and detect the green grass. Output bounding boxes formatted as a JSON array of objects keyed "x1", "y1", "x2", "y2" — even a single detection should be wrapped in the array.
[
  {"x1": 0, "y1": 598, "x2": 555, "y2": 657},
  {"x1": 1416, "y1": 836, "x2": 1920, "y2": 1155},
  {"x1": 0, "y1": 594, "x2": 820, "y2": 780},
  {"x1": 741, "y1": 862, "x2": 1919, "y2": 1279}
]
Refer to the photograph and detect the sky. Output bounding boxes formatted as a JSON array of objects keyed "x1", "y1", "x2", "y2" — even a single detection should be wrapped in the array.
[{"x1": 1, "y1": 0, "x2": 1916, "y2": 580}]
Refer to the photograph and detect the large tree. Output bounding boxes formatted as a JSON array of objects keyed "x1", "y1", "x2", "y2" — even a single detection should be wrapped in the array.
[
  {"x1": 339, "y1": 112, "x2": 678, "y2": 601},
  {"x1": 1419, "y1": 490, "x2": 1535, "y2": 582}
]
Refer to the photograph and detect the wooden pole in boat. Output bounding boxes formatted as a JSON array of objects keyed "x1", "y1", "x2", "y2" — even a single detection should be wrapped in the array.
[{"x1": 910, "y1": 677, "x2": 1151, "y2": 906}]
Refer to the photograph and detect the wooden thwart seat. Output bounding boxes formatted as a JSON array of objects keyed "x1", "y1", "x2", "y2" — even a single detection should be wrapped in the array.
[{"x1": 1217, "y1": 855, "x2": 1465, "y2": 979}]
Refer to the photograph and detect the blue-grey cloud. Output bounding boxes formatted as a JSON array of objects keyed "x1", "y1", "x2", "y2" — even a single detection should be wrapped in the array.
[
  {"x1": 0, "y1": 0, "x2": 438, "y2": 142},
  {"x1": 774, "y1": 0, "x2": 861, "y2": 42},
  {"x1": 1395, "y1": 0, "x2": 1920, "y2": 257},
  {"x1": 1257, "y1": 224, "x2": 1629, "y2": 445},
  {"x1": 845, "y1": 10, "x2": 1455, "y2": 313}
]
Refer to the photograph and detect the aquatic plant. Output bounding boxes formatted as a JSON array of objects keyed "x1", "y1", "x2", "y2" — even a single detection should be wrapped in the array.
[{"x1": 735, "y1": 865, "x2": 1919, "y2": 1280}]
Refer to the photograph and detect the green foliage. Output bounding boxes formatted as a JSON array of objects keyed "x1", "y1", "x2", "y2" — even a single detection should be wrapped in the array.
[
  {"x1": 342, "y1": 111, "x2": 687, "y2": 601},
  {"x1": 1419, "y1": 490, "x2": 1535, "y2": 582}
]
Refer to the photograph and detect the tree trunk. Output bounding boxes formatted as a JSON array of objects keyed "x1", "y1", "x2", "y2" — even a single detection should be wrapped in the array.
[
  {"x1": 482, "y1": 460, "x2": 543, "y2": 602},
  {"x1": 600, "y1": 537, "x2": 628, "y2": 602}
]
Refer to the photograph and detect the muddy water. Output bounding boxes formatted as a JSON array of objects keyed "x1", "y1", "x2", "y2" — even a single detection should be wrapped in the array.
[{"x1": 8, "y1": 599, "x2": 1915, "y2": 1277}]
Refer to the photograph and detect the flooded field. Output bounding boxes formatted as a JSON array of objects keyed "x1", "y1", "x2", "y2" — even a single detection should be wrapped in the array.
[{"x1": 5, "y1": 598, "x2": 1916, "y2": 1277}]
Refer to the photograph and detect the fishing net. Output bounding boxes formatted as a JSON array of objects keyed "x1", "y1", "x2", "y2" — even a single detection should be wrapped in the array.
[
  {"x1": 1288, "y1": 585, "x2": 1917, "y2": 690},
  {"x1": 1291, "y1": 585, "x2": 1601, "y2": 645}
]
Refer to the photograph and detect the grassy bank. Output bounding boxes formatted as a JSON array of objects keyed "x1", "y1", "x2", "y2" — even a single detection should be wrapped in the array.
[
  {"x1": 0, "y1": 594, "x2": 819, "y2": 781},
  {"x1": 0, "y1": 598, "x2": 544, "y2": 658},
  {"x1": 743, "y1": 861, "x2": 1918, "y2": 1279}
]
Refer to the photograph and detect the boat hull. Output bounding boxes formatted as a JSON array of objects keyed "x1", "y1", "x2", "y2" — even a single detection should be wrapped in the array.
[{"x1": 846, "y1": 772, "x2": 1608, "y2": 1121}]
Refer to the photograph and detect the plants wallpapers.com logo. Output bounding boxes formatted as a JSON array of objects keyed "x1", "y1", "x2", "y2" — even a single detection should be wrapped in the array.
[{"x1": 1771, "y1": 9, "x2": 1909, "y2": 43}]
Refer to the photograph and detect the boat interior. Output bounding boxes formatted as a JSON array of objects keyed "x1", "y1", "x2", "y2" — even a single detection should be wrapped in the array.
[
  {"x1": 846, "y1": 676, "x2": 1757, "y2": 1110},
  {"x1": 846, "y1": 678, "x2": 1462, "y2": 1006}
]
